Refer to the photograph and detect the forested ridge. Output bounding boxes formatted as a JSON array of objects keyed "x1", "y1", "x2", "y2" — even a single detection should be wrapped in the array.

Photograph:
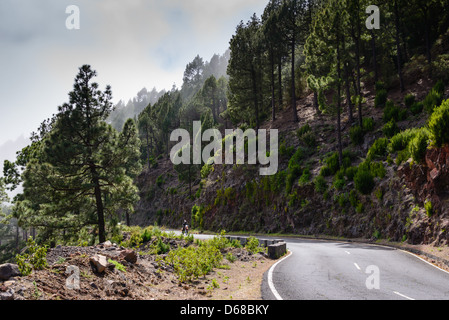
[{"x1": 2, "y1": 0, "x2": 449, "y2": 263}]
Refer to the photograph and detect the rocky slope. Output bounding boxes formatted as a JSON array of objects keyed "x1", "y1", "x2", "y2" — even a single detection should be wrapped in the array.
[
  {"x1": 132, "y1": 78, "x2": 449, "y2": 248},
  {"x1": 0, "y1": 237, "x2": 274, "y2": 300}
]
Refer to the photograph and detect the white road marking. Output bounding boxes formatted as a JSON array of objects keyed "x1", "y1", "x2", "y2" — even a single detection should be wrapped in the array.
[
  {"x1": 354, "y1": 263, "x2": 361, "y2": 271},
  {"x1": 267, "y1": 250, "x2": 293, "y2": 301},
  {"x1": 345, "y1": 251, "x2": 351, "y2": 255},
  {"x1": 399, "y1": 249, "x2": 449, "y2": 275},
  {"x1": 393, "y1": 291, "x2": 415, "y2": 300}
]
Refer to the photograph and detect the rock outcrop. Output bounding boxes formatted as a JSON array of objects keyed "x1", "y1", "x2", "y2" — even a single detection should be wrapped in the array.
[
  {"x1": 398, "y1": 145, "x2": 449, "y2": 214},
  {"x1": 0, "y1": 263, "x2": 21, "y2": 281}
]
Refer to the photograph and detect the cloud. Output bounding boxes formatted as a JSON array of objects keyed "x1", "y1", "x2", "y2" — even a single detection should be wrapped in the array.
[{"x1": 0, "y1": 0, "x2": 267, "y2": 145}]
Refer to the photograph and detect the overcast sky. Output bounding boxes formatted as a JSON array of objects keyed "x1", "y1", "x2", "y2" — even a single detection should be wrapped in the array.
[{"x1": 0, "y1": 0, "x2": 267, "y2": 153}]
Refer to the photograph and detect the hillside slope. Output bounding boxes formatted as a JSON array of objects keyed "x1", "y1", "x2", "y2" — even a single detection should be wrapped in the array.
[{"x1": 132, "y1": 77, "x2": 449, "y2": 247}]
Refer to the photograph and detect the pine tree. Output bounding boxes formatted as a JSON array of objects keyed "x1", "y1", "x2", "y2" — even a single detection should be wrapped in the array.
[
  {"x1": 14, "y1": 65, "x2": 141, "y2": 244},
  {"x1": 277, "y1": 0, "x2": 309, "y2": 123},
  {"x1": 262, "y1": 0, "x2": 286, "y2": 122},
  {"x1": 228, "y1": 16, "x2": 265, "y2": 130}
]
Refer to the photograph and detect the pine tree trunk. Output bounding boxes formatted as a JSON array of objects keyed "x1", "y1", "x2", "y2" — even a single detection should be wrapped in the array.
[
  {"x1": 188, "y1": 165, "x2": 192, "y2": 198},
  {"x1": 271, "y1": 48, "x2": 276, "y2": 122},
  {"x1": 336, "y1": 14, "x2": 343, "y2": 166},
  {"x1": 394, "y1": 0, "x2": 405, "y2": 92},
  {"x1": 251, "y1": 66, "x2": 260, "y2": 131},
  {"x1": 91, "y1": 166, "x2": 106, "y2": 244},
  {"x1": 291, "y1": 36, "x2": 299, "y2": 123},
  {"x1": 371, "y1": 29, "x2": 378, "y2": 83},
  {"x1": 145, "y1": 127, "x2": 151, "y2": 169},
  {"x1": 351, "y1": 0, "x2": 363, "y2": 129},
  {"x1": 278, "y1": 59, "x2": 283, "y2": 111},
  {"x1": 424, "y1": 9, "x2": 432, "y2": 77},
  {"x1": 126, "y1": 211, "x2": 130, "y2": 227},
  {"x1": 343, "y1": 35, "x2": 354, "y2": 125},
  {"x1": 313, "y1": 91, "x2": 319, "y2": 113}
]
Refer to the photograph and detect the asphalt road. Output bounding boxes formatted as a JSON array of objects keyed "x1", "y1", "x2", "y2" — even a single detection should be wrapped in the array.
[
  {"x1": 171, "y1": 230, "x2": 449, "y2": 300},
  {"x1": 261, "y1": 238, "x2": 449, "y2": 300}
]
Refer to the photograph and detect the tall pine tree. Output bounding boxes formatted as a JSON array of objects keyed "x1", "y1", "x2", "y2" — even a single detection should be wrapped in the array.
[{"x1": 14, "y1": 65, "x2": 141, "y2": 244}]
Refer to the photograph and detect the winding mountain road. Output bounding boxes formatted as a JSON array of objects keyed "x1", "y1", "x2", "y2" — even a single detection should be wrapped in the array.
[
  {"x1": 261, "y1": 238, "x2": 449, "y2": 300},
  {"x1": 177, "y1": 230, "x2": 449, "y2": 300}
]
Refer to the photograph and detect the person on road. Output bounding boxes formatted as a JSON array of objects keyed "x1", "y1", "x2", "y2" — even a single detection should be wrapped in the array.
[{"x1": 182, "y1": 220, "x2": 189, "y2": 235}]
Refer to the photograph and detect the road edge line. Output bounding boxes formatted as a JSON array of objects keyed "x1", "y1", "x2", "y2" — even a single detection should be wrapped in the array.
[
  {"x1": 267, "y1": 250, "x2": 293, "y2": 301},
  {"x1": 398, "y1": 249, "x2": 449, "y2": 275}
]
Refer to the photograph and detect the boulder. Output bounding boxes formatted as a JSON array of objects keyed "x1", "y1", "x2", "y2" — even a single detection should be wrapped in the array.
[
  {"x1": 89, "y1": 254, "x2": 109, "y2": 273},
  {"x1": 0, "y1": 288, "x2": 14, "y2": 301},
  {"x1": 0, "y1": 264, "x2": 21, "y2": 281},
  {"x1": 119, "y1": 249, "x2": 138, "y2": 264},
  {"x1": 102, "y1": 240, "x2": 113, "y2": 248}
]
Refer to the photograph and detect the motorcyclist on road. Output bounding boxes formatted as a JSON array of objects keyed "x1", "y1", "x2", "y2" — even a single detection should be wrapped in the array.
[{"x1": 182, "y1": 220, "x2": 189, "y2": 235}]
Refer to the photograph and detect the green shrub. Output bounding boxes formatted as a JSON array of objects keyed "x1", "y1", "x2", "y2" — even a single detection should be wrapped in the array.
[
  {"x1": 245, "y1": 236, "x2": 263, "y2": 255},
  {"x1": 388, "y1": 128, "x2": 419, "y2": 153},
  {"x1": 428, "y1": 99, "x2": 449, "y2": 147},
  {"x1": 201, "y1": 164, "x2": 213, "y2": 179},
  {"x1": 123, "y1": 227, "x2": 144, "y2": 248},
  {"x1": 410, "y1": 102, "x2": 424, "y2": 115},
  {"x1": 375, "y1": 89, "x2": 388, "y2": 108},
  {"x1": 363, "y1": 118, "x2": 375, "y2": 132},
  {"x1": 298, "y1": 168, "x2": 311, "y2": 186},
  {"x1": 344, "y1": 166, "x2": 358, "y2": 181},
  {"x1": 396, "y1": 149, "x2": 410, "y2": 165},
  {"x1": 425, "y1": 199, "x2": 433, "y2": 217},
  {"x1": 354, "y1": 163, "x2": 375, "y2": 195},
  {"x1": 404, "y1": 94, "x2": 416, "y2": 108},
  {"x1": 269, "y1": 171, "x2": 287, "y2": 192},
  {"x1": 341, "y1": 155, "x2": 352, "y2": 169},
  {"x1": 300, "y1": 131, "x2": 317, "y2": 148},
  {"x1": 319, "y1": 166, "x2": 331, "y2": 177},
  {"x1": 164, "y1": 243, "x2": 223, "y2": 282},
  {"x1": 332, "y1": 170, "x2": 346, "y2": 191},
  {"x1": 383, "y1": 119, "x2": 399, "y2": 138},
  {"x1": 409, "y1": 129, "x2": 429, "y2": 163},
  {"x1": 296, "y1": 124, "x2": 311, "y2": 137},
  {"x1": 423, "y1": 89, "x2": 443, "y2": 114},
  {"x1": 433, "y1": 80, "x2": 445, "y2": 94},
  {"x1": 286, "y1": 167, "x2": 301, "y2": 193},
  {"x1": 349, "y1": 189, "x2": 358, "y2": 208},
  {"x1": 15, "y1": 237, "x2": 48, "y2": 276},
  {"x1": 350, "y1": 125, "x2": 364, "y2": 145},
  {"x1": 226, "y1": 252, "x2": 237, "y2": 263},
  {"x1": 323, "y1": 152, "x2": 340, "y2": 176},
  {"x1": 156, "y1": 175, "x2": 165, "y2": 188},
  {"x1": 335, "y1": 192, "x2": 349, "y2": 208},
  {"x1": 141, "y1": 228, "x2": 153, "y2": 243},
  {"x1": 108, "y1": 259, "x2": 127, "y2": 272},
  {"x1": 156, "y1": 238, "x2": 170, "y2": 254},
  {"x1": 432, "y1": 54, "x2": 449, "y2": 84},
  {"x1": 367, "y1": 138, "x2": 389, "y2": 160},
  {"x1": 314, "y1": 175, "x2": 327, "y2": 194},
  {"x1": 286, "y1": 149, "x2": 303, "y2": 193},
  {"x1": 191, "y1": 204, "x2": 205, "y2": 229},
  {"x1": 383, "y1": 101, "x2": 407, "y2": 123},
  {"x1": 279, "y1": 143, "x2": 295, "y2": 158},
  {"x1": 288, "y1": 148, "x2": 304, "y2": 169},
  {"x1": 370, "y1": 162, "x2": 386, "y2": 179},
  {"x1": 375, "y1": 81, "x2": 386, "y2": 92}
]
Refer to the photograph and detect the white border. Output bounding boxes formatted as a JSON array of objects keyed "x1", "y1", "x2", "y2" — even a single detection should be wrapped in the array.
[{"x1": 267, "y1": 250, "x2": 293, "y2": 300}]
